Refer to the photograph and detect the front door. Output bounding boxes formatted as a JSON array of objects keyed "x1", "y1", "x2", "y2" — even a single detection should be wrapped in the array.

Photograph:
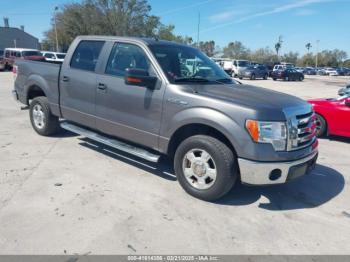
[{"x1": 95, "y1": 42, "x2": 165, "y2": 150}]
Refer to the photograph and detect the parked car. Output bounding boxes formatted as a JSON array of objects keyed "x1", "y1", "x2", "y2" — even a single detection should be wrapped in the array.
[
  {"x1": 12, "y1": 36, "x2": 318, "y2": 201},
  {"x1": 317, "y1": 68, "x2": 327, "y2": 75},
  {"x1": 294, "y1": 67, "x2": 304, "y2": 73},
  {"x1": 0, "y1": 50, "x2": 5, "y2": 71},
  {"x1": 303, "y1": 67, "x2": 317, "y2": 75},
  {"x1": 3, "y1": 48, "x2": 45, "y2": 70},
  {"x1": 41, "y1": 51, "x2": 66, "y2": 63},
  {"x1": 338, "y1": 82, "x2": 350, "y2": 96},
  {"x1": 271, "y1": 68, "x2": 304, "y2": 81},
  {"x1": 308, "y1": 95, "x2": 350, "y2": 138},
  {"x1": 324, "y1": 67, "x2": 338, "y2": 76},
  {"x1": 336, "y1": 67, "x2": 349, "y2": 76},
  {"x1": 223, "y1": 59, "x2": 251, "y2": 77},
  {"x1": 238, "y1": 65, "x2": 269, "y2": 80}
]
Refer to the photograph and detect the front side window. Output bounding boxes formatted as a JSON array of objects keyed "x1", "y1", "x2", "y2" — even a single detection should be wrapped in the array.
[
  {"x1": 70, "y1": 41, "x2": 104, "y2": 72},
  {"x1": 149, "y1": 44, "x2": 232, "y2": 84},
  {"x1": 105, "y1": 43, "x2": 154, "y2": 77},
  {"x1": 44, "y1": 53, "x2": 54, "y2": 58}
]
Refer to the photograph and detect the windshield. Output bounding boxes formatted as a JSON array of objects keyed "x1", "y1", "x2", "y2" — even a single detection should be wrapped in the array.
[
  {"x1": 56, "y1": 54, "x2": 66, "y2": 59},
  {"x1": 22, "y1": 51, "x2": 41, "y2": 57},
  {"x1": 149, "y1": 44, "x2": 232, "y2": 84},
  {"x1": 238, "y1": 60, "x2": 250, "y2": 67}
]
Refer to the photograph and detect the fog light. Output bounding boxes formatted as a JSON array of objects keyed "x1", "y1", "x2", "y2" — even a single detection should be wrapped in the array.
[{"x1": 269, "y1": 169, "x2": 282, "y2": 181}]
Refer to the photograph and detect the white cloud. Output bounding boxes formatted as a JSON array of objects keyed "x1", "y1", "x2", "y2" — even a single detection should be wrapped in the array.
[
  {"x1": 209, "y1": 10, "x2": 236, "y2": 22},
  {"x1": 200, "y1": 0, "x2": 333, "y2": 33},
  {"x1": 295, "y1": 9, "x2": 316, "y2": 16}
]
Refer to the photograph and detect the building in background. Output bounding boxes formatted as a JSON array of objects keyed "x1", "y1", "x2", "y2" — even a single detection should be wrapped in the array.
[{"x1": 0, "y1": 18, "x2": 39, "y2": 51}]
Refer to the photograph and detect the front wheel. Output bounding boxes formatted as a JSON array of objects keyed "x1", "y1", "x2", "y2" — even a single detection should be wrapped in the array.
[
  {"x1": 263, "y1": 74, "x2": 268, "y2": 80},
  {"x1": 174, "y1": 135, "x2": 238, "y2": 201},
  {"x1": 299, "y1": 76, "x2": 304, "y2": 81},
  {"x1": 29, "y1": 96, "x2": 61, "y2": 136},
  {"x1": 315, "y1": 113, "x2": 327, "y2": 137}
]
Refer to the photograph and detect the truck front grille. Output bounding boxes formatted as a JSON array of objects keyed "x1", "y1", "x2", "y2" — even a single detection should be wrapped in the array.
[
  {"x1": 296, "y1": 112, "x2": 317, "y2": 149},
  {"x1": 284, "y1": 105, "x2": 317, "y2": 151}
]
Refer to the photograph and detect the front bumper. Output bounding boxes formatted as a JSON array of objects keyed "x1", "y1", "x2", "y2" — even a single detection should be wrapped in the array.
[{"x1": 238, "y1": 151, "x2": 318, "y2": 185}]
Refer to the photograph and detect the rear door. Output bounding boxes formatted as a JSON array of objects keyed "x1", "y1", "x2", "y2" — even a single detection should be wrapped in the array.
[
  {"x1": 59, "y1": 40, "x2": 105, "y2": 128},
  {"x1": 95, "y1": 41, "x2": 165, "y2": 150}
]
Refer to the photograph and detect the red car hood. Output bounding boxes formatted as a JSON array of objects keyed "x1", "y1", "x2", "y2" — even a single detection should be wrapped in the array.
[{"x1": 308, "y1": 98, "x2": 341, "y2": 106}]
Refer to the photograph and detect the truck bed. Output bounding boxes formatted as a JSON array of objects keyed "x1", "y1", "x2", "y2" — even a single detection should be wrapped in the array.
[{"x1": 14, "y1": 60, "x2": 61, "y2": 115}]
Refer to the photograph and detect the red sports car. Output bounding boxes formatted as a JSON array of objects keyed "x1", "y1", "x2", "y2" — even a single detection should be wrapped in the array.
[{"x1": 308, "y1": 96, "x2": 350, "y2": 138}]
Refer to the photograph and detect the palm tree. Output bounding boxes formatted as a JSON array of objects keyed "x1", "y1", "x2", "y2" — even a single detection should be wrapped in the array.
[
  {"x1": 275, "y1": 35, "x2": 283, "y2": 59},
  {"x1": 305, "y1": 43, "x2": 312, "y2": 53}
]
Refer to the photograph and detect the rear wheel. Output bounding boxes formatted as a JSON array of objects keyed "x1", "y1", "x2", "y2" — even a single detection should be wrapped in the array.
[
  {"x1": 263, "y1": 74, "x2": 268, "y2": 80},
  {"x1": 29, "y1": 96, "x2": 61, "y2": 136},
  {"x1": 273, "y1": 78, "x2": 277, "y2": 81},
  {"x1": 284, "y1": 76, "x2": 289, "y2": 81},
  {"x1": 315, "y1": 114, "x2": 327, "y2": 137},
  {"x1": 299, "y1": 75, "x2": 304, "y2": 81},
  {"x1": 174, "y1": 135, "x2": 238, "y2": 201}
]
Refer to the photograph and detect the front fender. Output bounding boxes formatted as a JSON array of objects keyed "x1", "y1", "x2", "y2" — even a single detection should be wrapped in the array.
[{"x1": 161, "y1": 107, "x2": 250, "y2": 155}]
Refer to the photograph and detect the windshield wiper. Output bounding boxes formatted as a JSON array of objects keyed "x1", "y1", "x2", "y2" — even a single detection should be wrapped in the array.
[
  {"x1": 215, "y1": 78, "x2": 233, "y2": 84},
  {"x1": 174, "y1": 77, "x2": 210, "y2": 83}
]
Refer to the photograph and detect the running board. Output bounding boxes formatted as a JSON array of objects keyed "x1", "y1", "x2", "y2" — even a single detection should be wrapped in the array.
[{"x1": 60, "y1": 122, "x2": 160, "y2": 162}]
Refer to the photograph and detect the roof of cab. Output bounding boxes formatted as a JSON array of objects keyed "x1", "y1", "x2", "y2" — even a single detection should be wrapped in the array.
[{"x1": 75, "y1": 35, "x2": 190, "y2": 48}]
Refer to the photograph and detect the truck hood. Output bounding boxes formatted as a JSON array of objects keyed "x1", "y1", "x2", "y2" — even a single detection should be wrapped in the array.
[{"x1": 193, "y1": 83, "x2": 308, "y2": 111}]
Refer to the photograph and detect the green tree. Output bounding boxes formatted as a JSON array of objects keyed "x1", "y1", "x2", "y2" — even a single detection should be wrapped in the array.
[
  {"x1": 45, "y1": 0, "x2": 189, "y2": 50},
  {"x1": 223, "y1": 41, "x2": 250, "y2": 59},
  {"x1": 305, "y1": 43, "x2": 312, "y2": 53},
  {"x1": 250, "y1": 47, "x2": 278, "y2": 64},
  {"x1": 281, "y1": 51, "x2": 299, "y2": 65},
  {"x1": 199, "y1": 41, "x2": 215, "y2": 57},
  {"x1": 274, "y1": 35, "x2": 283, "y2": 58}
]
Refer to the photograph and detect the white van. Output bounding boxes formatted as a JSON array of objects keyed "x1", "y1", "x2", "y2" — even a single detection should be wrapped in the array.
[
  {"x1": 223, "y1": 59, "x2": 251, "y2": 77},
  {"x1": 41, "y1": 51, "x2": 66, "y2": 63}
]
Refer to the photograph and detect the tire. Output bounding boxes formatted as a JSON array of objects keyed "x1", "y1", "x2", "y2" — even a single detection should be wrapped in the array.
[
  {"x1": 174, "y1": 135, "x2": 238, "y2": 201},
  {"x1": 250, "y1": 74, "x2": 256, "y2": 80},
  {"x1": 273, "y1": 78, "x2": 277, "y2": 81},
  {"x1": 29, "y1": 96, "x2": 61, "y2": 136},
  {"x1": 299, "y1": 76, "x2": 304, "y2": 81},
  {"x1": 239, "y1": 77, "x2": 243, "y2": 80},
  {"x1": 263, "y1": 74, "x2": 268, "y2": 80},
  {"x1": 284, "y1": 76, "x2": 289, "y2": 81},
  {"x1": 315, "y1": 113, "x2": 327, "y2": 137}
]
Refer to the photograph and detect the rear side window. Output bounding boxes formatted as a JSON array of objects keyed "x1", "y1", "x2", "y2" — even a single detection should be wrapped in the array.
[
  {"x1": 70, "y1": 40, "x2": 104, "y2": 72},
  {"x1": 105, "y1": 43, "x2": 154, "y2": 77}
]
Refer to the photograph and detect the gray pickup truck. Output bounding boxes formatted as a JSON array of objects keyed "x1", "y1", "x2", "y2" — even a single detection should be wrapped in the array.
[{"x1": 12, "y1": 36, "x2": 318, "y2": 201}]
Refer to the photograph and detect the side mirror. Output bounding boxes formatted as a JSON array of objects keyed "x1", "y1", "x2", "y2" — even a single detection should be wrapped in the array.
[
  {"x1": 125, "y1": 68, "x2": 157, "y2": 89},
  {"x1": 345, "y1": 98, "x2": 350, "y2": 107}
]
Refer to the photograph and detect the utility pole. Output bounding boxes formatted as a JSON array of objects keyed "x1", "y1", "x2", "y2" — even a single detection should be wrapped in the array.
[
  {"x1": 196, "y1": 12, "x2": 200, "y2": 48},
  {"x1": 54, "y1": 6, "x2": 59, "y2": 52},
  {"x1": 315, "y1": 40, "x2": 320, "y2": 68}
]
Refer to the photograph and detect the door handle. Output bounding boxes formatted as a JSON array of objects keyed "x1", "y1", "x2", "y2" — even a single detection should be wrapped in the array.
[
  {"x1": 62, "y1": 76, "x2": 70, "y2": 82},
  {"x1": 97, "y1": 83, "x2": 107, "y2": 90}
]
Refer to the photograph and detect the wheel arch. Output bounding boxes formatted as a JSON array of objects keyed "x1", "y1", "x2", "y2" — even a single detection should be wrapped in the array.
[{"x1": 25, "y1": 75, "x2": 50, "y2": 105}]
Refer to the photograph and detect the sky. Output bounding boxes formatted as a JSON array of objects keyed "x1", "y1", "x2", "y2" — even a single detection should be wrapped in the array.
[{"x1": 0, "y1": 0, "x2": 349, "y2": 55}]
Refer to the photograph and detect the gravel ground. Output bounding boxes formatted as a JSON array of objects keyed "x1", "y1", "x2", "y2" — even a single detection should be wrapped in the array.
[{"x1": 0, "y1": 72, "x2": 349, "y2": 255}]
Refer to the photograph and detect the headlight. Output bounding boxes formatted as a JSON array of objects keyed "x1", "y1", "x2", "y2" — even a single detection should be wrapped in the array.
[{"x1": 245, "y1": 120, "x2": 287, "y2": 151}]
